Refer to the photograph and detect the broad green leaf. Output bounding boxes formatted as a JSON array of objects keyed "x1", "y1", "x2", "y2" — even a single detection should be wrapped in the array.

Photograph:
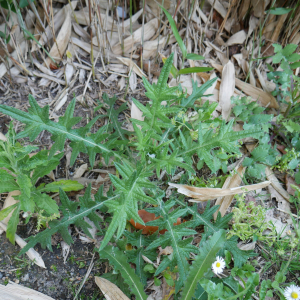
[
  {"x1": 0, "y1": 203, "x2": 18, "y2": 221},
  {"x1": 0, "y1": 180, "x2": 19, "y2": 193},
  {"x1": 6, "y1": 203, "x2": 20, "y2": 244},
  {"x1": 290, "y1": 61, "x2": 300, "y2": 69},
  {"x1": 268, "y1": 7, "x2": 292, "y2": 15},
  {"x1": 178, "y1": 67, "x2": 213, "y2": 75},
  {"x1": 281, "y1": 44, "x2": 297, "y2": 57},
  {"x1": 98, "y1": 245, "x2": 147, "y2": 300},
  {"x1": 160, "y1": 6, "x2": 187, "y2": 59},
  {"x1": 32, "y1": 192, "x2": 59, "y2": 215},
  {"x1": 180, "y1": 230, "x2": 226, "y2": 300},
  {"x1": 186, "y1": 53, "x2": 205, "y2": 60},
  {"x1": 17, "y1": 174, "x2": 34, "y2": 213},
  {"x1": 0, "y1": 169, "x2": 15, "y2": 181},
  {"x1": 38, "y1": 180, "x2": 84, "y2": 192}
]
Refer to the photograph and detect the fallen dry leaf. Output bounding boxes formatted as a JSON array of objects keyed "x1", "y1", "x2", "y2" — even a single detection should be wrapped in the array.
[
  {"x1": 129, "y1": 209, "x2": 181, "y2": 234},
  {"x1": 219, "y1": 60, "x2": 235, "y2": 120},
  {"x1": 211, "y1": 62, "x2": 279, "y2": 109},
  {"x1": 117, "y1": 57, "x2": 146, "y2": 78},
  {"x1": 0, "y1": 281, "x2": 54, "y2": 299},
  {"x1": 95, "y1": 277, "x2": 130, "y2": 300},
  {"x1": 169, "y1": 181, "x2": 270, "y2": 202},
  {"x1": 265, "y1": 166, "x2": 291, "y2": 202},
  {"x1": 45, "y1": 6, "x2": 72, "y2": 67},
  {"x1": 0, "y1": 132, "x2": 7, "y2": 141},
  {"x1": 214, "y1": 165, "x2": 246, "y2": 219}
]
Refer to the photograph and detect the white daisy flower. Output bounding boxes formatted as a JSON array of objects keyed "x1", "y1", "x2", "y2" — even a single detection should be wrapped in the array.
[
  {"x1": 212, "y1": 256, "x2": 225, "y2": 275},
  {"x1": 284, "y1": 285, "x2": 300, "y2": 300}
]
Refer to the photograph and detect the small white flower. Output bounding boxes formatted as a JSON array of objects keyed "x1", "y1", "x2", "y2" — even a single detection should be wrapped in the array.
[
  {"x1": 284, "y1": 285, "x2": 300, "y2": 300},
  {"x1": 212, "y1": 256, "x2": 225, "y2": 275}
]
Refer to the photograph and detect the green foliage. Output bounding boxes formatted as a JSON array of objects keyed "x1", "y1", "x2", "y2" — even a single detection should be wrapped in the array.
[
  {"x1": 274, "y1": 147, "x2": 300, "y2": 174},
  {"x1": 98, "y1": 245, "x2": 147, "y2": 300},
  {"x1": 96, "y1": 93, "x2": 130, "y2": 141},
  {"x1": 179, "y1": 119, "x2": 261, "y2": 173},
  {"x1": 0, "y1": 96, "x2": 120, "y2": 167},
  {"x1": 0, "y1": 124, "x2": 83, "y2": 243},
  {"x1": 232, "y1": 95, "x2": 278, "y2": 180},
  {"x1": 124, "y1": 230, "x2": 158, "y2": 285},
  {"x1": 159, "y1": 7, "x2": 213, "y2": 77},
  {"x1": 228, "y1": 196, "x2": 276, "y2": 246},
  {"x1": 180, "y1": 230, "x2": 226, "y2": 300},
  {"x1": 100, "y1": 161, "x2": 157, "y2": 250},
  {"x1": 177, "y1": 199, "x2": 256, "y2": 268},
  {"x1": 19, "y1": 185, "x2": 109, "y2": 254},
  {"x1": 267, "y1": 44, "x2": 300, "y2": 114},
  {"x1": 0, "y1": 52, "x2": 278, "y2": 300},
  {"x1": 146, "y1": 199, "x2": 199, "y2": 290}
]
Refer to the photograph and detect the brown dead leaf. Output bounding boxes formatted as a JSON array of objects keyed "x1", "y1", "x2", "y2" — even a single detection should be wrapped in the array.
[
  {"x1": 211, "y1": 62, "x2": 279, "y2": 109},
  {"x1": 0, "y1": 132, "x2": 6, "y2": 141},
  {"x1": 225, "y1": 30, "x2": 247, "y2": 46},
  {"x1": 214, "y1": 165, "x2": 246, "y2": 219},
  {"x1": 268, "y1": 185, "x2": 291, "y2": 213},
  {"x1": 169, "y1": 181, "x2": 270, "y2": 202},
  {"x1": 112, "y1": 18, "x2": 159, "y2": 55},
  {"x1": 286, "y1": 175, "x2": 300, "y2": 197},
  {"x1": 0, "y1": 282, "x2": 53, "y2": 299},
  {"x1": 265, "y1": 166, "x2": 291, "y2": 202},
  {"x1": 45, "y1": 6, "x2": 72, "y2": 67},
  {"x1": 95, "y1": 277, "x2": 130, "y2": 300},
  {"x1": 129, "y1": 209, "x2": 181, "y2": 234},
  {"x1": 219, "y1": 60, "x2": 235, "y2": 120},
  {"x1": 73, "y1": 163, "x2": 88, "y2": 178},
  {"x1": 117, "y1": 57, "x2": 146, "y2": 78}
]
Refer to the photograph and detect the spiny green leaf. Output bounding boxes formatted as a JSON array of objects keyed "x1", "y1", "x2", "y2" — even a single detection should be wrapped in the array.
[
  {"x1": 98, "y1": 245, "x2": 147, "y2": 300},
  {"x1": 124, "y1": 230, "x2": 158, "y2": 285},
  {"x1": 19, "y1": 185, "x2": 112, "y2": 255},
  {"x1": 181, "y1": 77, "x2": 218, "y2": 107},
  {"x1": 179, "y1": 120, "x2": 262, "y2": 173},
  {"x1": 146, "y1": 200, "x2": 198, "y2": 289},
  {"x1": 0, "y1": 96, "x2": 121, "y2": 167},
  {"x1": 100, "y1": 93, "x2": 130, "y2": 140}
]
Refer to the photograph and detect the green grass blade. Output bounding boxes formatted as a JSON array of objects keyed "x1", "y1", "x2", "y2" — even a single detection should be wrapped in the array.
[
  {"x1": 160, "y1": 6, "x2": 187, "y2": 59},
  {"x1": 178, "y1": 67, "x2": 213, "y2": 75}
]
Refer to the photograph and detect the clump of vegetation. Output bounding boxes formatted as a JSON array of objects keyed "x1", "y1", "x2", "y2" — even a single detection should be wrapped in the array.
[{"x1": 0, "y1": 41, "x2": 299, "y2": 299}]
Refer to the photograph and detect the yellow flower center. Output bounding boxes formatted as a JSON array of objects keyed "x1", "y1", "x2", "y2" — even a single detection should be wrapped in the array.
[
  {"x1": 216, "y1": 262, "x2": 221, "y2": 268},
  {"x1": 291, "y1": 292, "x2": 298, "y2": 299}
]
